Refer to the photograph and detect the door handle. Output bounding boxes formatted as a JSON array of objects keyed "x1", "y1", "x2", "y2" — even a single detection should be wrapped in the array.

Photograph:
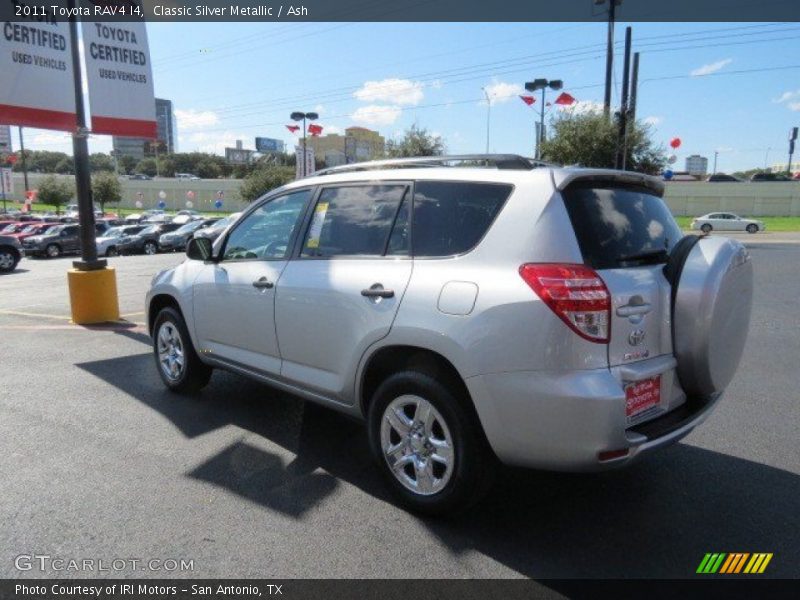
[
  {"x1": 252, "y1": 277, "x2": 274, "y2": 289},
  {"x1": 616, "y1": 302, "x2": 652, "y2": 317},
  {"x1": 361, "y1": 284, "x2": 394, "y2": 299}
]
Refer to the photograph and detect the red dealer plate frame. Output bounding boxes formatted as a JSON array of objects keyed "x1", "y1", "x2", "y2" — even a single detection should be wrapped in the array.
[{"x1": 625, "y1": 376, "x2": 661, "y2": 420}]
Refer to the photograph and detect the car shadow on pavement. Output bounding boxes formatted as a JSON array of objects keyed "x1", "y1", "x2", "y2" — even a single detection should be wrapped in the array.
[{"x1": 77, "y1": 352, "x2": 800, "y2": 579}]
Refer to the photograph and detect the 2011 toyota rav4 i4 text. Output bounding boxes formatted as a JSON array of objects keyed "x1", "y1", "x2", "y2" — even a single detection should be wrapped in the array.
[{"x1": 145, "y1": 155, "x2": 753, "y2": 515}]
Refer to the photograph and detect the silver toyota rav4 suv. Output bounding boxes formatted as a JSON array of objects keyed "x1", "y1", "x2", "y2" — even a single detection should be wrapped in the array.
[{"x1": 146, "y1": 155, "x2": 753, "y2": 514}]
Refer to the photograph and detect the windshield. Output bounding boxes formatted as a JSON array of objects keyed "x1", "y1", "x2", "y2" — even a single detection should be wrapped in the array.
[
  {"x1": 22, "y1": 225, "x2": 39, "y2": 233},
  {"x1": 47, "y1": 226, "x2": 65, "y2": 235},
  {"x1": 104, "y1": 227, "x2": 125, "y2": 238},
  {"x1": 140, "y1": 225, "x2": 158, "y2": 235},
  {"x1": 175, "y1": 221, "x2": 203, "y2": 234},
  {"x1": 1, "y1": 224, "x2": 17, "y2": 233}
]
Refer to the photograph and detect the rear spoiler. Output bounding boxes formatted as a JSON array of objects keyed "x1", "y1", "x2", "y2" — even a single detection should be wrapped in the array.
[{"x1": 551, "y1": 169, "x2": 665, "y2": 197}]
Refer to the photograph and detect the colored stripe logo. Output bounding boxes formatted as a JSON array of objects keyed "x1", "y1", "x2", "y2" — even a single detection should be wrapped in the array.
[{"x1": 697, "y1": 553, "x2": 773, "y2": 574}]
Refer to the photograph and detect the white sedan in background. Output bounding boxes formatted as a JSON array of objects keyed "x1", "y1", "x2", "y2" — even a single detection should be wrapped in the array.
[{"x1": 691, "y1": 213, "x2": 766, "y2": 234}]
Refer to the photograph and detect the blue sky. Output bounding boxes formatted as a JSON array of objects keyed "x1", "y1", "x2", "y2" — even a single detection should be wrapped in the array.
[{"x1": 20, "y1": 21, "x2": 800, "y2": 173}]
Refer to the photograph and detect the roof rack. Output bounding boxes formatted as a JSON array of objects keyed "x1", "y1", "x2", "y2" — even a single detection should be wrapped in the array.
[{"x1": 312, "y1": 154, "x2": 555, "y2": 177}]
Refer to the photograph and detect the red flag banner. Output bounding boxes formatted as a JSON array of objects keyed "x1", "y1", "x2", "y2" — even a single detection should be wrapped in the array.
[
  {"x1": 554, "y1": 92, "x2": 576, "y2": 106},
  {"x1": 286, "y1": 125, "x2": 300, "y2": 133},
  {"x1": 308, "y1": 124, "x2": 323, "y2": 136},
  {"x1": 519, "y1": 95, "x2": 535, "y2": 106}
]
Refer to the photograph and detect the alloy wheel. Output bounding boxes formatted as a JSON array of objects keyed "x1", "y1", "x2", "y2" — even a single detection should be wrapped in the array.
[
  {"x1": 380, "y1": 395, "x2": 455, "y2": 496},
  {"x1": 157, "y1": 322, "x2": 185, "y2": 382}
]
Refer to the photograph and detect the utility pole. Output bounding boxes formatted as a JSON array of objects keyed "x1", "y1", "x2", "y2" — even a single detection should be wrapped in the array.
[
  {"x1": 482, "y1": 87, "x2": 491, "y2": 154},
  {"x1": 789, "y1": 127, "x2": 798, "y2": 176},
  {"x1": 615, "y1": 27, "x2": 632, "y2": 170},
  {"x1": 602, "y1": 0, "x2": 620, "y2": 117},
  {"x1": 67, "y1": 0, "x2": 103, "y2": 270},
  {"x1": 18, "y1": 127, "x2": 29, "y2": 193},
  {"x1": 629, "y1": 52, "x2": 640, "y2": 124}
]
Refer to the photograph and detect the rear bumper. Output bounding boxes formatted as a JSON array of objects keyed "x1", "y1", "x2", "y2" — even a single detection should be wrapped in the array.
[{"x1": 465, "y1": 367, "x2": 721, "y2": 471}]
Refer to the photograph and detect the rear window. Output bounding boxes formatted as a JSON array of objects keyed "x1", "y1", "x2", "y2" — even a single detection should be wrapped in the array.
[
  {"x1": 412, "y1": 181, "x2": 512, "y2": 257},
  {"x1": 562, "y1": 184, "x2": 682, "y2": 270}
]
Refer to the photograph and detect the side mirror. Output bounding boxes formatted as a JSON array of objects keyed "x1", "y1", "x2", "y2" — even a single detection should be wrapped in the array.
[{"x1": 186, "y1": 236, "x2": 213, "y2": 261}]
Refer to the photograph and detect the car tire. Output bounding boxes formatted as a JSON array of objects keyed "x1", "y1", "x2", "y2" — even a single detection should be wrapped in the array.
[
  {"x1": 152, "y1": 307, "x2": 212, "y2": 393},
  {"x1": 143, "y1": 241, "x2": 158, "y2": 255},
  {"x1": 700, "y1": 224, "x2": 712, "y2": 234},
  {"x1": 746, "y1": 224, "x2": 758, "y2": 234},
  {"x1": 0, "y1": 248, "x2": 19, "y2": 273},
  {"x1": 106, "y1": 246, "x2": 118, "y2": 257},
  {"x1": 367, "y1": 370, "x2": 495, "y2": 516},
  {"x1": 45, "y1": 244, "x2": 61, "y2": 258}
]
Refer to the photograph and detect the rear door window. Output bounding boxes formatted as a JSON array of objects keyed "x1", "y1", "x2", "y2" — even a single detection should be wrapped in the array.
[
  {"x1": 301, "y1": 185, "x2": 409, "y2": 257},
  {"x1": 411, "y1": 181, "x2": 512, "y2": 257},
  {"x1": 561, "y1": 184, "x2": 682, "y2": 269}
]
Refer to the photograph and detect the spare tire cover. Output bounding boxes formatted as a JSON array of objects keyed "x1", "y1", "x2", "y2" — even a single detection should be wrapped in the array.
[{"x1": 672, "y1": 236, "x2": 753, "y2": 397}]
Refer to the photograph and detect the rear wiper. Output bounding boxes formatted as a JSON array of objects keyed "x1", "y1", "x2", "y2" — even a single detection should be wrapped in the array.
[{"x1": 617, "y1": 248, "x2": 669, "y2": 264}]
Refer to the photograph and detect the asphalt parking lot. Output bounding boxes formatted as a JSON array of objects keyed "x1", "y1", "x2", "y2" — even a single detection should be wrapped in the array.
[{"x1": 1, "y1": 232, "x2": 798, "y2": 581}]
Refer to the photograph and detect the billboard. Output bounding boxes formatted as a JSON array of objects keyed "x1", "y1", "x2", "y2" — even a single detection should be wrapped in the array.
[
  {"x1": 83, "y1": 13, "x2": 157, "y2": 138},
  {"x1": 225, "y1": 147, "x2": 255, "y2": 165},
  {"x1": 255, "y1": 137, "x2": 285, "y2": 153},
  {"x1": 0, "y1": 3, "x2": 77, "y2": 131}
]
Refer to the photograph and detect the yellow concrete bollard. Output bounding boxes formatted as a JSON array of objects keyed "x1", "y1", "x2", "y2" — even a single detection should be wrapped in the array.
[{"x1": 67, "y1": 267, "x2": 121, "y2": 325}]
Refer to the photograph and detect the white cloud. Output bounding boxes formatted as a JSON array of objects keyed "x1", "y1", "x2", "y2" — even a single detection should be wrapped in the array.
[
  {"x1": 314, "y1": 104, "x2": 325, "y2": 114},
  {"x1": 789, "y1": 102, "x2": 800, "y2": 112},
  {"x1": 690, "y1": 58, "x2": 732, "y2": 77},
  {"x1": 324, "y1": 125, "x2": 343, "y2": 135},
  {"x1": 174, "y1": 109, "x2": 220, "y2": 131},
  {"x1": 351, "y1": 105, "x2": 402, "y2": 126},
  {"x1": 354, "y1": 79, "x2": 424, "y2": 106},
  {"x1": 562, "y1": 100, "x2": 604, "y2": 115},
  {"x1": 773, "y1": 90, "x2": 800, "y2": 103},
  {"x1": 483, "y1": 80, "x2": 525, "y2": 104},
  {"x1": 643, "y1": 116, "x2": 663, "y2": 126}
]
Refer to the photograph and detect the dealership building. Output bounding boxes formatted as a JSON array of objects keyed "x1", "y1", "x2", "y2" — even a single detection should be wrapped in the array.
[{"x1": 308, "y1": 126, "x2": 385, "y2": 167}]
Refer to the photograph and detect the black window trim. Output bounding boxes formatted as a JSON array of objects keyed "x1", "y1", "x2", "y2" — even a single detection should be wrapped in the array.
[
  {"x1": 293, "y1": 180, "x2": 415, "y2": 261},
  {"x1": 217, "y1": 186, "x2": 317, "y2": 263}
]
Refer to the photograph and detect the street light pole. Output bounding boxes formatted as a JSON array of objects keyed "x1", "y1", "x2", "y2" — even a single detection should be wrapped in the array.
[
  {"x1": 482, "y1": 87, "x2": 491, "y2": 153},
  {"x1": 18, "y1": 127, "x2": 30, "y2": 193},
  {"x1": 713, "y1": 151, "x2": 718, "y2": 174},
  {"x1": 764, "y1": 147, "x2": 771, "y2": 170},
  {"x1": 67, "y1": 0, "x2": 103, "y2": 270},
  {"x1": 525, "y1": 79, "x2": 562, "y2": 161},
  {"x1": 291, "y1": 111, "x2": 319, "y2": 178}
]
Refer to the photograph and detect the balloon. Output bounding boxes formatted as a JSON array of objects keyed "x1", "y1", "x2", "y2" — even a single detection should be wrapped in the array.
[
  {"x1": 668, "y1": 154, "x2": 677, "y2": 164},
  {"x1": 663, "y1": 169, "x2": 674, "y2": 180},
  {"x1": 214, "y1": 199, "x2": 223, "y2": 209},
  {"x1": 135, "y1": 200, "x2": 143, "y2": 209},
  {"x1": 186, "y1": 190, "x2": 195, "y2": 199},
  {"x1": 186, "y1": 200, "x2": 193, "y2": 209},
  {"x1": 670, "y1": 137, "x2": 681, "y2": 149},
  {"x1": 157, "y1": 200, "x2": 166, "y2": 209},
  {"x1": 158, "y1": 190, "x2": 167, "y2": 199}
]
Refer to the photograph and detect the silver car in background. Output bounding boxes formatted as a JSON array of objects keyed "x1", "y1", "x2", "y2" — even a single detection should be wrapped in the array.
[
  {"x1": 146, "y1": 155, "x2": 753, "y2": 515},
  {"x1": 691, "y1": 212, "x2": 765, "y2": 234}
]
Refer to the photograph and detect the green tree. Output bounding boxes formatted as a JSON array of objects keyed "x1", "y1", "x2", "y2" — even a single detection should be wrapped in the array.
[
  {"x1": 385, "y1": 124, "x2": 445, "y2": 157},
  {"x1": 118, "y1": 155, "x2": 137, "y2": 175},
  {"x1": 54, "y1": 157, "x2": 74, "y2": 174},
  {"x1": 196, "y1": 159, "x2": 221, "y2": 179},
  {"x1": 91, "y1": 171, "x2": 122, "y2": 213},
  {"x1": 239, "y1": 166, "x2": 295, "y2": 202},
  {"x1": 158, "y1": 157, "x2": 176, "y2": 178},
  {"x1": 540, "y1": 109, "x2": 666, "y2": 175},
  {"x1": 89, "y1": 153, "x2": 115, "y2": 172},
  {"x1": 36, "y1": 175, "x2": 74, "y2": 214},
  {"x1": 135, "y1": 157, "x2": 159, "y2": 177}
]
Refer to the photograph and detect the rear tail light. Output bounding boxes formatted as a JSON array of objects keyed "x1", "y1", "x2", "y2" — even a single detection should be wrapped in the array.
[{"x1": 519, "y1": 263, "x2": 611, "y2": 343}]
